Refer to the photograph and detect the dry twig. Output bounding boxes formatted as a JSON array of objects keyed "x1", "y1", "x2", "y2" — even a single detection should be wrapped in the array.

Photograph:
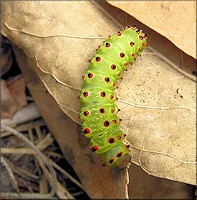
[{"x1": 1, "y1": 124, "x2": 57, "y2": 199}]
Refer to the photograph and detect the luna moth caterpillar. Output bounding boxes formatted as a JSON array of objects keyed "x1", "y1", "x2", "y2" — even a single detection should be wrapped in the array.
[{"x1": 79, "y1": 25, "x2": 148, "y2": 167}]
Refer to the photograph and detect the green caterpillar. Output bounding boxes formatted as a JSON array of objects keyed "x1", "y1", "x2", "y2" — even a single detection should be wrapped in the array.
[{"x1": 79, "y1": 25, "x2": 148, "y2": 167}]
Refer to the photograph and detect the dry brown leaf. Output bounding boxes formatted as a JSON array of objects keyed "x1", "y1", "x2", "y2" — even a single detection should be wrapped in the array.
[
  {"x1": 107, "y1": 1, "x2": 196, "y2": 59},
  {"x1": 7, "y1": 75, "x2": 27, "y2": 111},
  {"x1": 128, "y1": 163, "x2": 194, "y2": 199},
  {"x1": 117, "y1": 53, "x2": 196, "y2": 185},
  {"x1": 0, "y1": 36, "x2": 13, "y2": 76},
  {"x1": 13, "y1": 46, "x2": 129, "y2": 199},
  {"x1": 1, "y1": 79, "x2": 18, "y2": 118},
  {"x1": 1, "y1": 0, "x2": 196, "y2": 189},
  {"x1": 1, "y1": 75, "x2": 27, "y2": 119}
]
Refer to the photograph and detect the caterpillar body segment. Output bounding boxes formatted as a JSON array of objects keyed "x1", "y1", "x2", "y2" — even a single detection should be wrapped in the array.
[{"x1": 80, "y1": 26, "x2": 147, "y2": 167}]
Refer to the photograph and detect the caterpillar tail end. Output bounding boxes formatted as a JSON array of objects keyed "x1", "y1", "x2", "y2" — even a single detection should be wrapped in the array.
[
  {"x1": 102, "y1": 144, "x2": 131, "y2": 169},
  {"x1": 111, "y1": 153, "x2": 131, "y2": 170}
]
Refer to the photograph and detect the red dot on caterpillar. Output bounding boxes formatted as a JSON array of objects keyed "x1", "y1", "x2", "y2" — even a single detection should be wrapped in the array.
[
  {"x1": 139, "y1": 36, "x2": 143, "y2": 40},
  {"x1": 109, "y1": 159, "x2": 114, "y2": 164},
  {"x1": 117, "y1": 31, "x2": 122, "y2": 36},
  {"x1": 104, "y1": 77, "x2": 110, "y2": 83},
  {"x1": 119, "y1": 118, "x2": 122, "y2": 122},
  {"x1": 83, "y1": 128, "x2": 91, "y2": 134},
  {"x1": 77, "y1": 95, "x2": 81, "y2": 99},
  {"x1": 144, "y1": 34, "x2": 148, "y2": 39},
  {"x1": 111, "y1": 108, "x2": 114, "y2": 113},
  {"x1": 146, "y1": 44, "x2": 149, "y2": 48},
  {"x1": 126, "y1": 145, "x2": 130, "y2": 149},
  {"x1": 112, "y1": 120, "x2": 117, "y2": 124},
  {"x1": 88, "y1": 73, "x2": 93, "y2": 78},
  {"x1": 99, "y1": 108, "x2": 105, "y2": 113},
  {"x1": 118, "y1": 108, "x2": 120, "y2": 112},
  {"x1": 84, "y1": 111, "x2": 89, "y2": 116},
  {"x1": 104, "y1": 121, "x2": 110, "y2": 127},
  {"x1": 102, "y1": 162, "x2": 107, "y2": 167},
  {"x1": 96, "y1": 45, "x2": 101, "y2": 50},
  {"x1": 123, "y1": 134, "x2": 126, "y2": 137},
  {"x1": 116, "y1": 152, "x2": 123, "y2": 158},
  {"x1": 117, "y1": 135, "x2": 121, "y2": 140},
  {"x1": 142, "y1": 42, "x2": 145, "y2": 46},
  {"x1": 124, "y1": 62, "x2": 128, "y2": 66},
  {"x1": 110, "y1": 95, "x2": 114, "y2": 100},
  {"x1": 83, "y1": 92, "x2": 89, "y2": 97},
  {"x1": 82, "y1": 75, "x2": 85, "y2": 79},
  {"x1": 120, "y1": 52, "x2": 125, "y2": 58},
  {"x1": 88, "y1": 58, "x2": 92, "y2": 62},
  {"x1": 100, "y1": 91, "x2": 106, "y2": 97},
  {"x1": 118, "y1": 72, "x2": 121, "y2": 76},
  {"x1": 108, "y1": 138, "x2": 115, "y2": 143},
  {"x1": 130, "y1": 42, "x2": 135, "y2": 46},
  {"x1": 138, "y1": 48, "x2": 141, "y2": 52},
  {"x1": 111, "y1": 64, "x2": 116, "y2": 70},
  {"x1": 116, "y1": 97, "x2": 118, "y2": 100},
  {"x1": 112, "y1": 82, "x2": 116, "y2": 87},
  {"x1": 125, "y1": 68, "x2": 128, "y2": 71},
  {"x1": 105, "y1": 42, "x2": 111, "y2": 48},
  {"x1": 96, "y1": 56, "x2": 101, "y2": 62},
  {"x1": 91, "y1": 145, "x2": 99, "y2": 152},
  {"x1": 131, "y1": 53, "x2": 135, "y2": 57}
]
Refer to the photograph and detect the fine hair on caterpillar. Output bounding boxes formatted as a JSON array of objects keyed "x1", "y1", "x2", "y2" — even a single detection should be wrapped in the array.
[{"x1": 79, "y1": 25, "x2": 148, "y2": 167}]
